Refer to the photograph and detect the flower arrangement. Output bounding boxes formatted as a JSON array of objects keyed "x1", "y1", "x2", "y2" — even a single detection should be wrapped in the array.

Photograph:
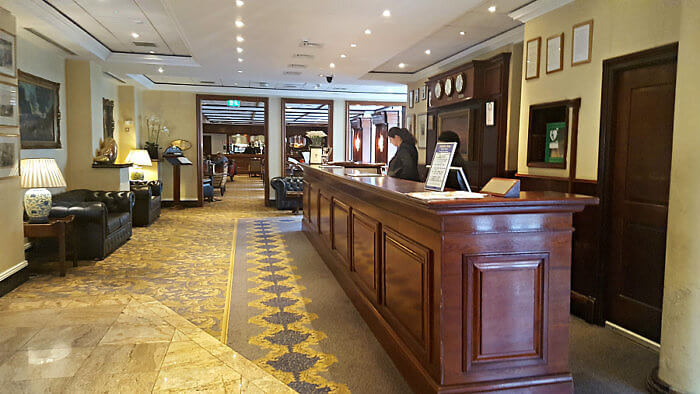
[
  {"x1": 144, "y1": 115, "x2": 169, "y2": 159},
  {"x1": 306, "y1": 130, "x2": 327, "y2": 147}
]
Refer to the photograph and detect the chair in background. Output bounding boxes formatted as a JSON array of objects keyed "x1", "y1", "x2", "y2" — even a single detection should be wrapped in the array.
[
  {"x1": 270, "y1": 177, "x2": 303, "y2": 213},
  {"x1": 211, "y1": 164, "x2": 228, "y2": 196},
  {"x1": 130, "y1": 180, "x2": 162, "y2": 226},
  {"x1": 249, "y1": 159, "x2": 262, "y2": 177}
]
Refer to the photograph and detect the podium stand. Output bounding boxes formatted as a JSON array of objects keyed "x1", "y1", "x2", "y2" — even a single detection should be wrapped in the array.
[{"x1": 163, "y1": 154, "x2": 193, "y2": 209}]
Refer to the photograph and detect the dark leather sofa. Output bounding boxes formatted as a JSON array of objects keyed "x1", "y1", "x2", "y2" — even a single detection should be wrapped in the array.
[
  {"x1": 50, "y1": 190, "x2": 135, "y2": 260},
  {"x1": 270, "y1": 177, "x2": 303, "y2": 211},
  {"x1": 130, "y1": 180, "x2": 162, "y2": 226}
]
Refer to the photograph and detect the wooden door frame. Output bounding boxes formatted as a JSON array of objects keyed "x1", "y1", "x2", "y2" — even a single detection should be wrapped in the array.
[
  {"x1": 196, "y1": 94, "x2": 270, "y2": 206},
  {"x1": 595, "y1": 42, "x2": 678, "y2": 324},
  {"x1": 281, "y1": 98, "x2": 333, "y2": 175},
  {"x1": 344, "y1": 101, "x2": 405, "y2": 161}
]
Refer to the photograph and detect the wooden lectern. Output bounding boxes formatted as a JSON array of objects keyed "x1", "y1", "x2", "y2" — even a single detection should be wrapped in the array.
[{"x1": 163, "y1": 154, "x2": 192, "y2": 208}]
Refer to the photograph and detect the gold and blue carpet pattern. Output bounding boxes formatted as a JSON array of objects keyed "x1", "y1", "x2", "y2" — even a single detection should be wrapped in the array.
[{"x1": 246, "y1": 219, "x2": 349, "y2": 393}]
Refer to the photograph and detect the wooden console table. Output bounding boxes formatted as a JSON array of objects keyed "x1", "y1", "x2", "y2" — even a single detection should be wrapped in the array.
[
  {"x1": 24, "y1": 215, "x2": 77, "y2": 277},
  {"x1": 301, "y1": 165, "x2": 597, "y2": 393}
]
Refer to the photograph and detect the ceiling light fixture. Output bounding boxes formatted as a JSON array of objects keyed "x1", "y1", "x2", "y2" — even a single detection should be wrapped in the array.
[
  {"x1": 238, "y1": 58, "x2": 243, "y2": 62},
  {"x1": 236, "y1": 47, "x2": 243, "y2": 53},
  {"x1": 459, "y1": 31, "x2": 465, "y2": 36},
  {"x1": 236, "y1": 35, "x2": 244, "y2": 42},
  {"x1": 235, "y1": 0, "x2": 244, "y2": 7},
  {"x1": 488, "y1": 5, "x2": 496, "y2": 12},
  {"x1": 350, "y1": 43, "x2": 357, "y2": 48},
  {"x1": 131, "y1": 32, "x2": 140, "y2": 39},
  {"x1": 329, "y1": 63, "x2": 335, "y2": 68},
  {"x1": 237, "y1": 70, "x2": 243, "y2": 73},
  {"x1": 398, "y1": 63, "x2": 405, "y2": 69},
  {"x1": 319, "y1": 74, "x2": 324, "y2": 77},
  {"x1": 340, "y1": 54, "x2": 347, "y2": 58},
  {"x1": 157, "y1": 67, "x2": 164, "y2": 73},
  {"x1": 235, "y1": 19, "x2": 244, "y2": 28},
  {"x1": 364, "y1": 28, "x2": 372, "y2": 35},
  {"x1": 425, "y1": 49, "x2": 431, "y2": 55},
  {"x1": 149, "y1": 50, "x2": 155, "y2": 54},
  {"x1": 382, "y1": 9, "x2": 391, "y2": 17}
]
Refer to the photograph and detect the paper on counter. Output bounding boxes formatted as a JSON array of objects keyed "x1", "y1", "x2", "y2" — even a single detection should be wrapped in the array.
[{"x1": 407, "y1": 191, "x2": 487, "y2": 200}]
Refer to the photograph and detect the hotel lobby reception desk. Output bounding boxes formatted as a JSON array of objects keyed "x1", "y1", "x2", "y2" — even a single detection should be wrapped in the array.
[{"x1": 301, "y1": 165, "x2": 597, "y2": 393}]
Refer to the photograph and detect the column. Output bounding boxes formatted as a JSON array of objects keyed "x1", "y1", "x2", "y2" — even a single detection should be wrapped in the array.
[{"x1": 655, "y1": 0, "x2": 700, "y2": 392}]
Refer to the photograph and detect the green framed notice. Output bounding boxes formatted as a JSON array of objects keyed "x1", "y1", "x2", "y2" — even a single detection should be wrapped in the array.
[{"x1": 545, "y1": 121, "x2": 567, "y2": 163}]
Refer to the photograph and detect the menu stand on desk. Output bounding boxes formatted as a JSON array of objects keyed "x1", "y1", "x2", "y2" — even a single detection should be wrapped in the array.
[{"x1": 163, "y1": 154, "x2": 193, "y2": 209}]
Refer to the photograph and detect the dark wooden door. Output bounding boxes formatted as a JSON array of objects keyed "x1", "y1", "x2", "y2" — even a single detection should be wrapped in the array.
[
  {"x1": 203, "y1": 135, "x2": 212, "y2": 157},
  {"x1": 605, "y1": 56, "x2": 676, "y2": 342}
]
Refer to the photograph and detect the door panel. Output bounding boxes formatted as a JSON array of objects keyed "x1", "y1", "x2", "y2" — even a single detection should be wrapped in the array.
[{"x1": 606, "y1": 58, "x2": 676, "y2": 342}]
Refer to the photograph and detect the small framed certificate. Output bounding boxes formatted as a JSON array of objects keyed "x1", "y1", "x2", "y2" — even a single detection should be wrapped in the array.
[
  {"x1": 309, "y1": 147, "x2": 323, "y2": 164},
  {"x1": 572, "y1": 20, "x2": 593, "y2": 66},
  {"x1": 525, "y1": 37, "x2": 541, "y2": 80},
  {"x1": 546, "y1": 33, "x2": 564, "y2": 74},
  {"x1": 485, "y1": 101, "x2": 495, "y2": 126},
  {"x1": 424, "y1": 142, "x2": 457, "y2": 192}
]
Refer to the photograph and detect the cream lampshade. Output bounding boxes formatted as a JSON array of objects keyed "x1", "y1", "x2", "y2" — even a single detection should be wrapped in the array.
[
  {"x1": 20, "y1": 158, "x2": 67, "y2": 223},
  {"x1": 125, "y1": 149, "x2": 152, "y2": 180}
]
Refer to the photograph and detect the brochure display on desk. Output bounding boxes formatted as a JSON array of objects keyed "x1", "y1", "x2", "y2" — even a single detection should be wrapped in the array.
[{"x1": 424, "y1": 142, "x2": 457, "y2": 191}]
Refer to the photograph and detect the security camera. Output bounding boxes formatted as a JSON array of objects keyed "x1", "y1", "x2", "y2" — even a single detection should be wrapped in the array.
[{"x1": 325, "y1": 74, "x2": 334, "y2": 83}]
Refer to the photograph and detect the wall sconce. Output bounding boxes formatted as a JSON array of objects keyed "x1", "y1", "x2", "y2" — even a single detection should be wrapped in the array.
[
  {"x1": 124, "y1": 119, "x2": 134, "y2": 132},
  {"x1": 354, "y1": 135, "x2": 361, "y2": 152},
  {"x1": 377, "y1": 134, "x2": 384, "y2": 152}
]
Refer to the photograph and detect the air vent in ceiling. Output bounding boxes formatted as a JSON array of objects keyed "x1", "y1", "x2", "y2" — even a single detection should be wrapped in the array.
[
  {"x1": 133, "y1": 41, "x2": 157, "y2": 47},
  {"x1": 293, "y1": 53, "x2": 314, "y2": 59},
  {"x1": 258, "y1": 82, "x2": 270, "y2": 87},
  {"x1": 283, "y1": 71, "x2": 302, "y2": 76},
  {"x1": 24, "y1": 28, "x2": 77, "y2": 56},
  {"x1": 299, "y1": 40, "x2": 323, "y2": 48},
  {"x1": 287, "y1": 64, "x2": 307, "y2": 69},
  {"x1": 200, "y1": 80, "x2": 216, "y2": 84}
]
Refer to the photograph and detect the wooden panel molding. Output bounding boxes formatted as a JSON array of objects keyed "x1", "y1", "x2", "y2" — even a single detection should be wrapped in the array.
[
  {"x1": 332, "y1": 198, "x2": 350, "y2": 267},
  {"x1": 319, "y1": 192, "x2": 331, "y2": 243},
  {"x1": 351, "y1": 210, "x2": 380, "y2": 304}
]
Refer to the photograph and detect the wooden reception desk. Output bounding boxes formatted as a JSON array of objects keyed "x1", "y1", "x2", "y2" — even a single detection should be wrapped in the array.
[{"x1": 301, "y1": 165, "x2": 597, "y2": 393}]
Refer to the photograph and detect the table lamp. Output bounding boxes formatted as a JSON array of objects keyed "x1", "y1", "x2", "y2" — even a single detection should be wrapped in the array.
[
  {"x1": 20, "y1": 158, "x2": 67, "y2": 223},
  {"x1": 126, "y1": 149, "x2": 152, "y2": 180}
]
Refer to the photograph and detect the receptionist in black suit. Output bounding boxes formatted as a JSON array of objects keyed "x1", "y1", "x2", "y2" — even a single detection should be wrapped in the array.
[
  {"x1": 438, "y1": 130, "x2": 469, "y2": 190},
  {"x1": 387, "y1": 127, "x2": 420, "y2": 182}
]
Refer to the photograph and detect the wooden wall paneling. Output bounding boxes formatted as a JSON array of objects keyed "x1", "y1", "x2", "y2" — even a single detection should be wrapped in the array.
[
  {"x1": 319, "y1": 192, "x2": 331, "y2": 243},
  {"x1": 332, "y1": 198, "x2": 350, "y2": 268},
  {"x1": 302, "y1": 180, "x2": 311, "y2": 222},
  {"x1": 351, "y1": 209, "x2": 380, "y2": 304}
]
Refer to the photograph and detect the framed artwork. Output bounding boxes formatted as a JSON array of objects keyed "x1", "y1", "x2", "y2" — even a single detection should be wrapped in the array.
[
  {"x1": 415, "y1": 89, "x2": 420, "y2": 104},
  {"x1": 408, "y1": 90, "x2": 414, "y2": 108},
  {"x1": 0, "y1": 29, "x2": 16, "y2": 78},
  {"x1": 0, "y1": 133, "x2": 20, "y2": 179},
  {"x1": 421, "y1": 85, "x2": 427, "y2": 100},
  {"x1": 0, "y1": 82, "x2": 18, "y2": 127},
  {"x1": 546, "y1": 33, "x2": 564, "y2": 74},
  {"x1": 572, "y1": 20, "x2": 594, "y2": 66},
  {"x1": 416, "y1": 113, "x2": 428, "y2": 149},
  {"x1": 103, "y1": 98, "x2": 115, "y2": 139},
  {"x1": 525, "y1": 37, "x2": 541, "y2": 80},
  {"x1": 18, "y1": 70, "x2": 61, "y2": 149}
]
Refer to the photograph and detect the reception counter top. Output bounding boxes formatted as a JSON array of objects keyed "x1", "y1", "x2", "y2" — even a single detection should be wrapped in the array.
[{"x1": 301, "y1": 165, "x2": 598, "y2": 393}]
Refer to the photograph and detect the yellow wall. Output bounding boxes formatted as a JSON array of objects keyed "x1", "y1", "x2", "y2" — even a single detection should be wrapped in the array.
[
  {"x1": 518, "y1": 0, "x2": 681, "y2": 180},
  {"x1": 0, "y1": 8, "x2": 27, "y2": 282}
]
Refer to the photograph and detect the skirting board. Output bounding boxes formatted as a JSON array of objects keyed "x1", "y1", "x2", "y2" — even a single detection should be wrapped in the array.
[
  {"x1": 605, "y1": 321, "x2": 660, "y2": 352},
  {"x1": 0, "y1": 261, "x2": 28, "y2": 282},
  {"x1": 0, "y1": 261, "x2": 29, "y2": 298}
]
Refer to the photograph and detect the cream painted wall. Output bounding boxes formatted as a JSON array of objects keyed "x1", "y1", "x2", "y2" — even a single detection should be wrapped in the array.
[
  {"x1": 139, "y1": 90, "x2": 198, "y2": 200},
  {"x1": 332, "y1": 99, "x2": 345, "y2": 162},
  {"x1": 518, "y1": 0, "x2": 681, "y2": 180},
  {"x1": 0, "y1": 8, "x2": 26, "y2": 282},
  {"x1": 206, "y1": 133, "x2": 227, "y2": 153},
  {"x1": 116, "y1": 85, "x2": 138, "y2": 164},
  {"x1": 16, "y1": 31, "x2": 68, "y2": 176}
]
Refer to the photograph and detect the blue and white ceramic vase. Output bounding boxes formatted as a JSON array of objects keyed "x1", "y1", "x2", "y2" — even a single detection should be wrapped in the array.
[{"x1": 24, "y1": 188, "x2": 52, "y2": 223}]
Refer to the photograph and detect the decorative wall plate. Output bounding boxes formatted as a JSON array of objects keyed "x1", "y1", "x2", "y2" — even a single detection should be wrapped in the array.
[
  {"x1": 434, "y1": 81, "x2": 442, "y2": 99},
  {"x1": 444, "y1": 77, "x2": 453, "y2": 96},
  {"x1": 455, "y1": 73, "x2": 464, "y2": 93}
]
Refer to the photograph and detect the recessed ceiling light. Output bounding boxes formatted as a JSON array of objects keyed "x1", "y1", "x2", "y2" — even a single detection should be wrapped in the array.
[
  {"x1": 235, "y1": 19, "x2": 244, "y2": 28},
  {"x1": 398, "y1": 63, "x2": 405, "y2": 69},
  {"x1": 235, "y1": 0, "x2": 244, "y2": 7},
  {"x1": 424, "y1": 49, "x2": 431, "y2": 55},
  {"x1": 364, "y1": 28, "x2": 372, "y2": 35},
  {"x1": 131, "y1": 32, "x2": 140, "y2": 39},
  {"x1": 236, "y1": 47, "x2": 243, "y2": 53},
  {"x1": 488, "y1": 5, "x2": 496, "y2": 13},
  {"x1": 149, "y1": 50, "x2": 155, "y2": 54},
  {"x1": 459, "y1": 31, "x2": 465, "y2": 36},
  {"x1": 236, "y1": 35, "x2": 244, "y2": 42},
  {"x1": 237, "y1": 58, "x2": 243, "y2": 62},
  {"x1": 329, "y1": 63, "x2": 335, "y2": 68},
  {"x1": 382, "y1": 9, "x2": 391, "y2": 17},
  {"x1": 340, "y1": 54, "x2": 347, "y2": 58},
  {"x1": 157, "y1": 67, "x2": 164, "y2": 73},
  {"x1": 237, "y1": 70, "x2": 243, "y2": 73},
  {"x1": 319, "y1": 74, "x2": 324, "y2": 77},
  {"x1": 350, "y1": 43, "x2": 357, "y2": 48}
]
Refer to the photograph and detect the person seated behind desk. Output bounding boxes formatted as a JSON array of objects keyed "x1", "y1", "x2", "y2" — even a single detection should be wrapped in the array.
[
  {"x1": 387, "y1": 127, "x2": 420, "y2": 182},
  {"x1": 438, "y1": 130, "x2": 469, "y2": 190}
]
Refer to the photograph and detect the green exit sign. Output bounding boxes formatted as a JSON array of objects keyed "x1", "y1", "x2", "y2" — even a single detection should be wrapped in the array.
[{"x1": 227, "y1": 100, "x2": 240, "y2": 107}]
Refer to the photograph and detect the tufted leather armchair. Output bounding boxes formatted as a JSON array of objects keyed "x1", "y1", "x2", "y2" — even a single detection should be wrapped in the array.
[
  {"x1": 50, "y1": 190, "x2": 135, "y2": 260},
  {"x1": 130, "y1": 180, "x2": 162, "y2": 227},
  {"x1": 270, "y1": 177, "x2": 303, "y2": 212}
]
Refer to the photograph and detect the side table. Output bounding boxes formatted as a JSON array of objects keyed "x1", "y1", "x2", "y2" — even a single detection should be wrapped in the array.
[{"x1": 24, "y1": 215, "x2": 77, "y2": 277}]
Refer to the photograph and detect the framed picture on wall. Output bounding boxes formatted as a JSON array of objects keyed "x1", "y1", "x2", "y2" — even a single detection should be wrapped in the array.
[
  {"x1": 0, "y1": 29, "x2": 16, "y2": 78},
  {"x1": 0, "y1": 82, "x2": 18, "y2": 127},
  {"x1": 409, "y1": 90, "x2": 414, "y2": 108},
  {"x1": 421, "y1": 86, "x2": 427, "y2": 100},
  {"x1": 415, "y1": 89, "x2": 420, "y2": 104},
  {"x1": 572, "y1": 20, "x2": 594, "y2": 66},
  {"x1": 18, "y1": 70, "x2": 61, "y2": 149},
  {"x1": 0, "y1": 133, "x2": 20, "y2": 179},
  {"x1": 525, "y1": 37, "x2": 541, "y2": 80},
  {"x1": 417, "y1": 113, "x2": 428, "y2": 149},
  {"x1": 406, "y1": 113, "x2": 415, "y2": 136},
  {"x1": 546, "y1": 33, "x2": 564, "y2": 74}
]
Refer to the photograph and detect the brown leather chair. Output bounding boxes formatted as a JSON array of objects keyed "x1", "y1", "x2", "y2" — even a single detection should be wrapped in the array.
[{"x1": 211, "y1": 164, "x2": 228, "y2": 196}]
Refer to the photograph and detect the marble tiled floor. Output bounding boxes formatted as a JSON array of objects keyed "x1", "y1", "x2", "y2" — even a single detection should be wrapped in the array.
[{"x1": 0, "y1": 294, "x2": 294, "y2": 393}]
